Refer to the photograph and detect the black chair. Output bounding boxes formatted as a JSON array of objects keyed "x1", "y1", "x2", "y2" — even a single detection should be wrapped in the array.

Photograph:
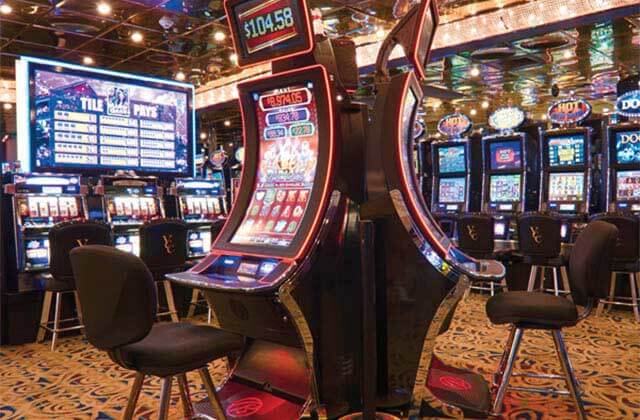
[
  {"x1": 487, "y1": 220, "x2": 618, "y2": 419},
  {"x1": 458, "y1": 213, "x2": 506, "y2": 296},
  {"x1": 517, "y1": 212, "x2": 571, "y2": 298},
  {"x1": 38, "y1": 220, "x2": 112, "y2": 351},
  {"x1": 590, "y1": 213, "x2": 640, "y2": 322},
  {"x1": 70, "y1": 245, "x2": 244, "y2": 420},
  {"x1": 139, "y1": 218, "x2": 188, "y2": 322}
]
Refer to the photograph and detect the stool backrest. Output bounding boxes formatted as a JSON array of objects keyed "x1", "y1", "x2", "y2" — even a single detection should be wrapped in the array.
[
  {"x1": 569, "y1": 220, "x2": 618, "y2": 304},
  {"x1": 517, "y1": 212, "x2": 562, "y2": 257},
  {"x1": 457, "y1": 213, "x2": 494, "y2": 257},
  {"x1": 589, "y1": 213, "x2": 639, "y2": 262},
  {"x1": 49, "y1": 220, "x2": 112, "y2": 284},
  {"x1": 139, "y1": 218, "x2": 188, "y2": 277},
  {"x1": 70, "y1": 245, "x2": 157, "y2": 350}
]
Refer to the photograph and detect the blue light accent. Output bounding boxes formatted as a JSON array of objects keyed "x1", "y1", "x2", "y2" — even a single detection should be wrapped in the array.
[{"x1": 223, "y1": 258, "x2": 237, "y2": 266}]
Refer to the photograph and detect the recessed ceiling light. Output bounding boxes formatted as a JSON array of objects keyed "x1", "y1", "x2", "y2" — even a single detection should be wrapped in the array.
[
  {"x1": 563, "y1": 50, "x2": 572, "y2": 59},
  {"x1": 175, "y1": 71, "x2": 186, "y2": 81},
  {"x1": 224, "y1": 120, "x2": 231, "y2": 127},
  {"x1": 199, "y1": 132, "x2": 207, "y2": 139},
  {"x1": 83, "y1": 56, "x2": 94, "y2": 65},
  {"x1": 0, "y1": 3, "x2": 12, "y2": 14},
  {"x1": 96, "y1": 2, "x2": 111, "y2": 15},
  {"x1": 470, "y1": 67, "x2": 480, "y2": 77},
  {"x1": 376, "y1": 28, "x2": 385, "y2": 38},
  {"x1": 229, "y1": 53, "x2": 238, "y2": 63},
  {"x1": 481, "y1": 100, "x2": 489, "y2": 109},
  {"x1": 213, "y1": 31, "x2": 226, "y2": 42},
  {"x1": 3, "y1": 102, "x2": 13, "y2": 110},
  {"x1": 470, "y1": 109, "x2": 477, "y2": 116},
  {"x1": 131, "y1": 31, "x2": 144, "y2": 43}
]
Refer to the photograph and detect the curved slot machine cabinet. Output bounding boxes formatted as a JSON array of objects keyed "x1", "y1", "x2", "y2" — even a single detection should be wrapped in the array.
[
  {"x1": 171, "y1": 178, "x2": 226, "y2": 259},
  {"x1": 167, "y1": 0, "x2": 364, "y2": 418},
  {"x1": 94, "y1": 174, "x2": 164, "y2": 256},
  {"x1": 364, "y1": 1, "x2": 505, "y2": 417},
  {"x1": 603, "y1": 122, "x2": 640, "y2": 214}
]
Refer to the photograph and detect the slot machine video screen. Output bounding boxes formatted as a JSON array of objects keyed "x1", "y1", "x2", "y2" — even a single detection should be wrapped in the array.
[
  {"x1": 548, "y1": 172, "x2": 585, "y2": 202},
  {"x1": 23, "y1": 59, "x2": 194, "y2": 175},
  {"x1": 616, "y1": 170, "x2": 640, "y2": 201},
  {"x1": 438, "y1": 177, "x2": 466, "y2": 203},
  {"x1": 437, "y1": 145, "x2": 466, "y2": 174},
  {"x1": 231, "y1": 83, "x2": 319, "y2": 247},
  {"x1": 489, "y1": 174, "x2": 521, "y2": 202},
  {"x1": 547, "y1": 135, "x2": 585, "y2": 167},
  {"x1": 615, "y1": 130, "x2": 640, "y2": 165},
  {"x1": 489, "y1": 140, "x2": 522, "y2": 170}
]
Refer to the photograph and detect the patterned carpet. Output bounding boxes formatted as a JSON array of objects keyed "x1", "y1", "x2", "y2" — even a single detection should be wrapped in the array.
[{"x1": 0, "y1": 293, "x2": 638, "y2": 419}]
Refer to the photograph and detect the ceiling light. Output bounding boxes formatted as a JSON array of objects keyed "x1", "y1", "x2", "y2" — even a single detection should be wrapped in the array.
[
  {"x1": 541, "y1": 114, "x2": 548, "y2": 120},
  {"x1": 83, "y1": 56, "x2": 94, "y2": 65},
  {"x1": 3, "y1": 102, "x2": 13, "y2": 110},
  {"x1": 481, "y1": 100, "x2": 489, "y2": 109},
  {"x1": 563, "y1": 50, "x2": 572, "y2": 59},
  {"x1": 199, "y1": 132, "x2": 207, "y2": 140},
  {"x1": 470, "y1": 109, "x2": 477, "y2": 116},
  {"x1": 175, "y1": 71, "x2": 186, "y2": 81},
  {"x1": 96, "y1": 2, "x2": 111, "y2": 15},
  {"x1": 603, "y1": 107, "x2": 610, "y2": 113},
  {"x1": 0, "y1": 3, "x2": 12, "y2": 14},
  {"x1": 224, "y1": 120, "x2": 231, "y2": 127},
  {"x1": 131, "y1": 31, "x2": 144, "y2": 43},
  {"x1": 213, "y1": 31, "x2": 226, "y2": 42},
  {"x1": 229, "y1": 53, "x2": 238, "y2": 63},
  {"x1": 470, "y1": 67, "x2": 480, "y2": 77}
]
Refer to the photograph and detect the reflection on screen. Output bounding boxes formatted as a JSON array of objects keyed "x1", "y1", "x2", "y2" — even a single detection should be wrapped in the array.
[
  {"x1": 615, "y1": 131, "x2": 640, "y2": 165},
  {"x1": 438, "y1": 146, "x2": 466, "y2": 173},
  {"x1": 548, "y1": 135, "x2": 585, "y2": 167},
  {"x1": 616, "y1": 170, "x2": 640, "y2": 201},
  {"x1": 231, "y1": 83, "x2": 319, "y2": 247},
  {"x1": 548, "y1": 172, "x2": 584, "y2": 202},
  {"x1": 490, "y1": 140, "x2": 522, "y2": 170},
  {"x1": 438, "y1": 177, "x2": 466, "y2": 203},
  {"x1": 490, "y1": 174, "x2": 521, "y2": 202}
]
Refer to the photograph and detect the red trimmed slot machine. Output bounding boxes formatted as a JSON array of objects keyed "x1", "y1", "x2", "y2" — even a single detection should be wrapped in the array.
[
  {"x1": 167, "y1": 0, "x2": 366, "y2": 418},
  {"x1": 364, "y1": 1, "x2": 505, "y2": 417}
]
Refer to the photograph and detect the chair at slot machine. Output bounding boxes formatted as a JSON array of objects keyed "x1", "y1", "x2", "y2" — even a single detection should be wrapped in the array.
[
  {"x1": 487, "y1": 220, "x2": 618, "y2": 419},
  {"x1": 517, "y1": 212, "x2": 572, "y2": 299},
  {"x1": 139, "y1": 218, "x2": 188, "y2": 322},
  {"x1": 69, "y1": 245, "x2": 244, "y2": 420},
  {"x1": 39, "y1": 220, "x2": 112, "y2": 351},
  {"x1": 457, "y1": 213, "x2": 507, "y2": 296},
  {"x1": 590, "y1": 213, "x2": 640, "y2": 322}
]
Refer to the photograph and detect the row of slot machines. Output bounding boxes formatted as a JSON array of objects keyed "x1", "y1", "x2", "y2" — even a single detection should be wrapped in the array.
[{"x1": 428, "y1": 116, "x2": 639, "y2": 241}]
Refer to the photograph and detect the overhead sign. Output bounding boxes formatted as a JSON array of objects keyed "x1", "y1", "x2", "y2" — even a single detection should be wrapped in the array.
[
  {"x1": 616, "y1": 90, "x2": 640, "y2": 118},
  {"x1": 488, "y1": 106, "x2": 525, "y2": 131},
  {"x1": 210, "y1": 150, "x2": 228, "y2": 168},
  {"x1": 547, "y1": 98, "x2": 591, "y2": 125},
  {"x1": 437, "y1": 113, "x2": 471, "y2": 137}
]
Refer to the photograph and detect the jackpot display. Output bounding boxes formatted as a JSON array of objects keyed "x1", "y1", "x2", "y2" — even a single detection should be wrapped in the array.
[
  {"x1": 231, "y1": 83, "x2": 318, "y2": 247},
  {"x1": 617, "y1": 170, "x2": 640, "y2": 201},
  {"x1": 438, "y1": 177, "x2": 466, "y2": 203},
  {"x1": 18, "y1": 58, "x2": 194, "y2": 175},
  {"x1": 615, "y1": 130, "x2": 640, "y2": 164},
  {"x1": 489, "y1": 174, "x2": 521, "y2": 202},
  {"x1": 548, "y1": 135, "x2": 585, "y2": 167},
  {"x1": 490, "y1": 140, "x2": 522, "y2": 170},
  {"x1": 437, "y1": 145, "x2": 466, "y2": 173},
  {"x1": 548, "y1": 172, "x2": 585, "y2": 202}
]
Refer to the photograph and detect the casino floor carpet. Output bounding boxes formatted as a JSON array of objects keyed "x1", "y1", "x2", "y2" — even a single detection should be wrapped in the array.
[{"x1": 1, "y1": 293, "x2": 638, "y2": 419}]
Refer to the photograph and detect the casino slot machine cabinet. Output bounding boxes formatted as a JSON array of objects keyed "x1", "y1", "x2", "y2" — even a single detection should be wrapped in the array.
[
  {"x1": 166, "y1": 0, "x2": 366, "y2": 418},
  {"x1": 481, "y1": 106, "x2": 538, "y2": 241},
  {"x1": 364, "y1": 0, "x2": 505, "y2": 417},
  {"x1": 539, "y1": 98, "x2": 593, "y2": 241},
  {"x1": 603, "y1": 118, "x2": 640, "y2": 214},
  {"x1": 1, "y1": 173, "x2": 89, "y2": 344},
  {"x1": 430, "y1": 113, "x2": 480, "y2": 237}
]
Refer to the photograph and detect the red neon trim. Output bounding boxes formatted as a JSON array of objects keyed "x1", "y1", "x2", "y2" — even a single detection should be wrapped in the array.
[
  {"x1": 223, "y1": 0, "x2": 316, "y2": 69},
  {"x1": 410, "y1": 0, "x2": 439, "y2": 81},
  {"x1": 395, "y1": 74, "x2": 448, "y2": 257}
]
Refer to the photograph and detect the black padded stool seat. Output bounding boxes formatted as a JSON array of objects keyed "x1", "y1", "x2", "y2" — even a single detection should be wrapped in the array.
[
  {"x1": 115, "y1": 323, "x2": 243, "y2": 377},
  {"x1": 486, "y1": 291, "x2": 578, "y2": 329},
  {"x1": 522, "y1": 255, "x2": 566, "y2": 267}
]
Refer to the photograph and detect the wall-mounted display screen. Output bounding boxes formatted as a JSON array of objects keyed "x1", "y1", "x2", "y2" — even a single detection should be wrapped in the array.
[
  {"x1": 438, "y1": 145, "x2": 466, "y2": 174},
  {"x1": 18, "y1": 58, "x2": 194, "y2": 176},
  {"x1": 231, "y1": 83, "x2": 319, "y2": 247},
  {"x1": 489, "y1": 140, "x2": 522, "y2": 170},
  {"x1": 438, "y1": 177, "x2": 466, "y2": 203},
  {"x1": 547, "y1": 135, "x2": 585, "y2": 167},
  {"x1": 615, "y1": 130, "x2": 640, "y2": 165},
  {"x1": 489, "y1": 174, "x2": 521, "y2": 202},
  {"x1": 616, "y1": 170, "x2": 640, "y2": 201},
  {"x1": 548, "y1": 172, "x2": 585, "y2": 202}
]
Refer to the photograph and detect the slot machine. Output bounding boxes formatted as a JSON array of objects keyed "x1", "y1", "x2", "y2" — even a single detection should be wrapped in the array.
[
  {"x1": 430, "y1": 113, "x2": 480, "y2": 237},
  {"x1": 166, "y1": 0, "x2": 366, "y2": 418},
  {"x1": 172, "y1": 178, "x2": 226, "y2": 258},
  {"x1": 539, "y1": 98, "x2": 593, "y2": 241},
  {"x1": 481, "y1": 106, "x2": 538, "y2": 240},
  {"x1": 95, "y1": 174, "x2": 164, "y2": 256},
  {"x1": 364, "y1": 1, "x2": 505, "y2": 417},
  {"x1": 1, "y1": 173, "x2": 88, "y2": 343}
]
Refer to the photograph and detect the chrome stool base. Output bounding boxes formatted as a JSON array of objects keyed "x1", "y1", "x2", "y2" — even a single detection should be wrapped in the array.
[
  {"x1": 37, "y1": 290, "x2": 84, "y2": 351},
  {"x1": 596, "y1": 271, "x2": 640, "y2": 322}
]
